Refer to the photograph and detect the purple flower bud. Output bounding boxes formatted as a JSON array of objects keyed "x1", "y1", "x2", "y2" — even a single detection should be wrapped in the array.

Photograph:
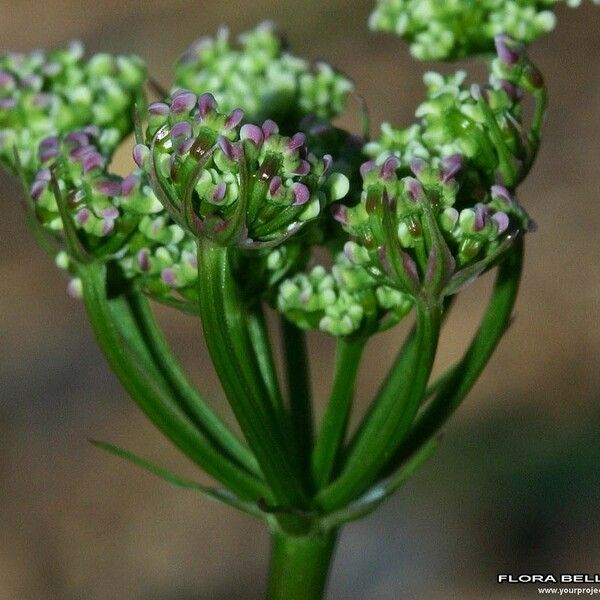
[
  {"x1": 67, "y1": 279, "x2": 83, "y2": 299},
  {"x1": 148, "y1": 101, "x2": 170, "y2": 116},
  {"x1": 171, "y1": 121, "x2": 193, "y2": 140},
  {"x1": 82, "y1": 151, "x2": 104, "y2": 174},
  {"x1": 65, "y1": 131, "x2": 90, "y2": 148},
  {"x1": 212, "y1": 181, "x2": 226, "y2": 203},
  {"x1": 401, "y1": 251, "x2": 420, "y2": 289},
  {"x1": 381, "y1": 156, "x2": 400, "y2": 181},
  {"x1": 198, "y1": 93, "x2": 217, "y2": 118},
  {"x1": 95, "y1": 179, "x2": 122, "y2": 197},
  {"x1": 294, "y1": 160, "x2": 311, "y2": 176},
  {"x1": 409, "y1": 158, "x2": 426, "y2": 176},
  {"x1": 269, "y1": 176, "x2": 282, "y2": 196},
  {"x1": 240, "y1": 123, "x2": 264, "y2": 146},
  {"x1": 217, "y1": 136, "x2": 242, "y2": 161},
  {"x1": 170, "y1": 90, "x2": 197, "y2": 114},
  {"x1": 101, "y1": 218, "x2": 115, "y2": 236},
  {"x1": 177, "y1": 137, "x2": 195, "y2": 155},
  {"x1": 494, "y1": 34, "x2": 521, "y2": 66},
  {"x1": 473, "y1": 204, "x2": 486, "y2": 231},
  {"x1": 102, "y1": 206, "x2": 119, "y2": 220},
  {"x1": 132, "y1": 144, "x2": 149, "y2": 168},
  {"x1": 322, "y1": 154, "x2": 333, "y2": 174},
  {"x1": 498, "y1": 80, "x2": 522, "y2": 100},
  {"x1": 360, "y1": 160, "x2": 377, "y2": 179},
  {"x1": 0, "y1": 98, "x2": 17, "y2": 110},
  {"x1": 332, "y1": 204, "x2": 348, "y2": 225},
  {"x1": 225, "y1": 108, "x2": 244, "y2": 129},
  {"x1": 121, "y1": 173, "x2": 140, "y2": 196},
  {"x1": 292, "y1": 182, "x2": 310, "y2": 206},
  {"x1": 75, "y1": 208, "x2": 91, "y2": 225},
  {"x1": 492, "y1": 211, "x2": 509, "y2": 234},
  {"x1": 262, "y1": 119, "x2": 279, "y2": 139},
  {"x1": 441, "y1": 153, "x2": 463, "y2": 183},
  {"x1": 30, "y1": 179, "x2": 47, "y2": 201},
  {"x1": 82, "y1": 125, "x2": 101, "y2": 140},
  {"x1": 490, "y1": 184, "x2": 513, "y2": 206},
  {"x1": 161, "y1": 268, "x2": 177, "y2": 286},
  {"x1": 137, "y1": 248, "x2": 150, "y2": 271},
  {"x1": 0, "y1": 71, "x2": 15, "y2": 88},
  {"x1": 287, "y1": 132, "x2": 305, "y2": 152},
  {"x1": 405, "y1": 177, "x2": 423, "y2": 202}
]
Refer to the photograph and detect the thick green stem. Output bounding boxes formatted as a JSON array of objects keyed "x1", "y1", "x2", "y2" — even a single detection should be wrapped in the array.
[
  {"x1": 197, "y1": 238, "x2": 308, "y2": 507},
  {"x1": 266, "y1": 529, "x2": 338, "y2": 600},
  {"x1": 311, "y1": 336, "x2": 366, "y2": 489}
]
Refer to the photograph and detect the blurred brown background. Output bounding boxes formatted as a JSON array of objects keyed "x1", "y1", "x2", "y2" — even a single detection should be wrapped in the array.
[{"x1": 1, "y1": 1, "x2": 599, "y2": 599}]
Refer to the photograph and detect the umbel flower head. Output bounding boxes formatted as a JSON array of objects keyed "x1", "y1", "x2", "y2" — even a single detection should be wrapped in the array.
[
  {"x1": 369, "y1": 0, "x2": 596, "y2": 60},
  {"x1": 140, "y1": 90, "x2": 350, "y2": 248},
  {"x1": 174, "y1": 22, "x2": 354, "y2": 127},
  {"x1": 0, "y1": 42, "x2": 145, "y2": 178},
  {"x1": 29, "y1": 127, "x2": 200, "y2": 306}
]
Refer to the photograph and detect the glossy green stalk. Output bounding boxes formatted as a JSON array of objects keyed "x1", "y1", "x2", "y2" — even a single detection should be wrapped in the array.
[
  {"x1": 280, "y1": 318, "x2": 314, "y2": 473},
  {"x1": 125, "y1": 290, "x2": 261, "y2": 477},
  {"x1": 311, "y1": 336, "x2": 366, "y2": 489},
  {"x1": 266, "y1": 529, "x2": 338, "y2": 600},
  {"x1": 78, "y1": 262, "x2": 270, "y2": 502},
  {"x1": 197, "y1": 238, "x2": 308, "y2": 507},
  {"x1": 317, "y1": 301, "x2": 442, "y2": 511},
  {"x1": 387, "y1": 237, "x2": 524, "y2": 471}
]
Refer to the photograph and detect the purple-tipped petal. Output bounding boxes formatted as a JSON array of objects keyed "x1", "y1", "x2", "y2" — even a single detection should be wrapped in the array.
[
  {"x1": 410, "y1": 158, "x2": 426, "y2": 176},
  {"x1": 75, "y1": 208, "x2": 91, "y2": 225},
  {"x1": 494, "y1": 34, "x2": 521, "y2": 66},
  {"x1": 161, "y1": 268, "x2": 177, "y2": 286},
  {"x1": 121, "y1": 173, "x2": 140, "y2": 196},
  {"x1": 212, "y1": 181, "x2": 226, "y2": 203},
  {"x1": 405, "y1": 177, "x2": 423, "y2": 202},
  {"x1": 148, "y1": 101, "x2": 170, "y2": 116},
  {"x1": 492, "y1": 211, "x2": 509, "y2": 234},
  {"x1": 473, "y1": 204, "x2": 486, "y2": 231},
  {"x1": 101, "y1": 218, "x2": 115, "y2": 236},
  {"x1": 269, "y1": 176, "x2": 282, "y2": 196},
  {"x1": 177, "y1": 137, "x2": 195, "y2": 155},
  {"x1": 360, "y1": 160, "x2": 377, "y2": 179},
  {"x1": 294, "y1": 159, "x2": 311, "y2": 176},
  {"x1": 287, "y1": 132, "x2": 305, "y2": 152},
  {"x1": 82, "y1": 125, "x2": 101, "y2": 140},
  {"x1": 240, "y1": 123, "x2": 264, "y2": 146},
  {"x1": 292, "y1": 182, "x2": 310, "y2": 206},
  {"x1": 490, "y1": 184, "x2": 513, "y2": 206},
  {"x1": 170, "y1": 90, "x2": 197, "y2": 114},
  {"x1": 132, "y1": 144, "x2": 149, "y2": 168},
  {"x1": 322, "y1": 154, "x2": 333, "y2": 174},
  {"x1": 225, "y1": 108, "x2": 244, "y2": 129},
  {"x1": 198, "y1": 92, "x2": 217, "y2": 117},
  {"x1": 30, "y1": 179, "x2": 47, "y2": 201},
  {"x1": 217, "y1": 136, "x2": 242, "y2": 161},
  {"x1": 65, "y1": 131, "x2": 89, "y2": 147},
  {"x1": 95, "y1": 179, "x2": 122, "y2": 197},
  {"x1": 101, "y1": 206, "x2": 119, "y2": 219},
  {"x1": 401, "y1": 251, "x2": 420, "y2": 289},
  {"x1": 381, "y1": 156, "x2": 400, "y2": 181},
  {"x1": 137, "y1": 248, "x2": 150, "y2": 271},
  {"x1": 262, "y1": 119, "x2": 279, "y2": 139},
  {"x1": 441, "y1": 153, "x2": 464, "y2": 183},
  {"x1": 171, "y1": 121, "x2": 193, "y2": 140},
  {"x1": 82, "y1": 151, "x2": 104, "y2": 174},
  {"x1": 332, "y1": 204, "x2": 349, "y2": 226}
]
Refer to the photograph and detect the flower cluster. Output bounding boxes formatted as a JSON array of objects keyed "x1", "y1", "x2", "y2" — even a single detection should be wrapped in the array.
[
  {"x1": 0, "y1": 42, "x2": 145, "y2": 178},
  {"x1": 174, "y1": 22, "x2": 354, "y2": 127},
  {"x1": 141, "y1": 90, "x2": 350, "y2": 247},
  {"x1": 369, "y1": 0, "x2": 594, "y2": 60},
  {"x1": 277, "y1": 252, "x2": 412, "y2": 336},
  {"x1": 364, "y1": 37, "x2": 545, "y2": 194},
  {"x1": 333, "y1": 153, "x2": 528, "y2": 300},
  {"x1": 30, "y1": 128, "x2": 199, "y2": 305}
]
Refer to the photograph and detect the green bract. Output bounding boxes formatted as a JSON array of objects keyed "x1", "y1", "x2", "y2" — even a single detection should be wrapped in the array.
[
  {"x1": 175, "y1": 22, "x2": 354, "y2": 127},
  {"x1": 0, "y1": 42, "x2": 145, "y2": 178},
  {"x1": 369, "y1": 0, "x2": 595, "y2": 60}
]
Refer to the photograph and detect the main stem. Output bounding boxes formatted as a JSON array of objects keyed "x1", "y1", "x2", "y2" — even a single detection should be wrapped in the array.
[{"x1": 267, "y1": 529, "x2": 338, "y2": 600}]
